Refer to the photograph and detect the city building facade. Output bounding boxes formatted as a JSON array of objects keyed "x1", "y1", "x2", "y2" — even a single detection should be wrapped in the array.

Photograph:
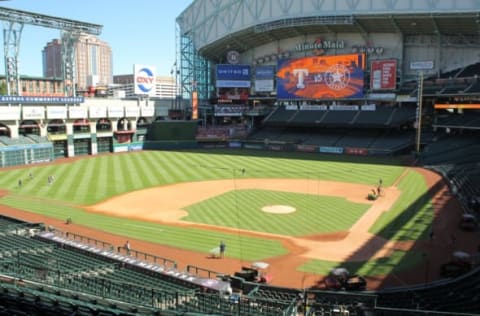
[{"x1": 42, "y1": 34, "x2": 113, "y2": 92}]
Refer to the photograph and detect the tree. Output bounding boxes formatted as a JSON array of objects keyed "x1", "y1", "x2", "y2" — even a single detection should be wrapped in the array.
[{"x1": 0, "y1": 81, "x2": 7, "y2": 95}]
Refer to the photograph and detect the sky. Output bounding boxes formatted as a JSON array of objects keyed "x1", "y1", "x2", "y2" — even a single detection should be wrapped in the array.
[{"x1": 0, "y1": 0, "x2": 193, "y2": 77}]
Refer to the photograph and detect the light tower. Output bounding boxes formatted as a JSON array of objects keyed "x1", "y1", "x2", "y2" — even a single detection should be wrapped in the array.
[{"x1": 0, "y1": 6, "x2": 102, "y2": 96}]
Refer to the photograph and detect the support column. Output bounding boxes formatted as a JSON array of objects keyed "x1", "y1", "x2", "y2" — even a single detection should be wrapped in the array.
[
  {"x1": 61, "y1": 31, "x2": 80, "y2": 97},
  {"x1": 66, "y1": 122, "x2": 75, "y2": 157},
  {"x1": 8, "y1": 122, "x2": 19, "y2": 138},
  {"x1": 90, "y1": 121, "x2": 97, "y2": 155},
  {"x1": 3, "y1": 22, "x2": 24, "y2": 96},
  {"x1": 39, "y1": 120, "x2": 47, "y2": 137}
]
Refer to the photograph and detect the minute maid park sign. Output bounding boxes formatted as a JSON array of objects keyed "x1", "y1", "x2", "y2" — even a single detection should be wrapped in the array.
[{"x1": 294, "y1": 38, "x2": 345, "y2": 54}]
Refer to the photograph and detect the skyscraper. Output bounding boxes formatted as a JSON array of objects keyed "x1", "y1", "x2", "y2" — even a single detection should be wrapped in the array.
[{"x1": 42, "y1": 34, "x2": 113, "y2": 92}]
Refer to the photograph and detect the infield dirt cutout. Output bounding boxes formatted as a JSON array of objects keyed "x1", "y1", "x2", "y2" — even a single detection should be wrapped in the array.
[{"x1": 88, "y1": 178, "x2": 406, "y2": 261}]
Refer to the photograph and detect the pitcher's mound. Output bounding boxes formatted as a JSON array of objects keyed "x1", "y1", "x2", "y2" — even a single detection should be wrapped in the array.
[{"x1": 262, "y1": 205, "x2": 296, "y2": 214}]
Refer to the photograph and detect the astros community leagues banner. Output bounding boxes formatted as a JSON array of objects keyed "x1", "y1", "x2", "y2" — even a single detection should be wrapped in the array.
[{"x1": 276, "y1": 54, "x2": 365, "y2": 100}]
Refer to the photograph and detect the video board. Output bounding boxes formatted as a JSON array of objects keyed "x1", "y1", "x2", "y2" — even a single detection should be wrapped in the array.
[
  {"x1": 255, "y1": 65, "x2": 275, "y2": 92},
  {"x1": 276, "y1": 54, "x2": 365, "y2": 99},
  {"x1": 216, "y1": 64, "x2": 251, "y2": 88},
  {"x1": 370, "y1": 59, "x2": 397, "y2": 90}
]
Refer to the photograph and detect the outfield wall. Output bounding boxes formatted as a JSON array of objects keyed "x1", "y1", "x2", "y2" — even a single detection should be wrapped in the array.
[{"x1": 198, "y1": 140, "x2": 410, "y2": 156}]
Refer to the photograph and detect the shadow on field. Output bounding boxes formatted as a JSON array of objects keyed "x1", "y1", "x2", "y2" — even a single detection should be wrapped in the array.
[{"x1": 324, "y1": 172, "x2": 468, "y2": 290}]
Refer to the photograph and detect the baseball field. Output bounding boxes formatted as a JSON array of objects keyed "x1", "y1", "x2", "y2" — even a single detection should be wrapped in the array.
[{"x1": 0, "y1": 149, "x2": 469, "y2": 289}]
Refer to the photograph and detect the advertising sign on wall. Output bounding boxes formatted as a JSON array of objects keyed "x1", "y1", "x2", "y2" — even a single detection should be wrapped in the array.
[
  {"x1": 192, "y1": 91, "x2": 198, "y2": 120},
  {"x1": 69, "y1": 107, "x2": 88, "y2": 119},
  {"x1": 434, "y1": 104, "x2": 480, "y2": 109},
  {"x1": 0, "y1": 95, "x2": 84, "y2": 104},
  {"x1": 254, "y1": 65, "x2": 275, "y2": 92},
  {"x1": 276, "y1": 54, "x2": 365, "y2": 99},
  {"x1": 108, "y1": 106, "x2": 124, "y2": 118},
  {"x1": 125, "y1": 107, "x2": 140, "y2": 117},
  {"x1": 140, "y1": 105, "x2": 155, "y2": 117},
  {"x1": 22, "y1": 106, "x2": 45, "y2": 120},
  {"x1": 0, "y1": 107, "x2": 20, "y2": 120},
  {"x1": 216, "y1": 64, "x2": 251, "y2": 88},
  {"x1": 47, "y1": 106, "x2": 68, "y2": 119},
  {"x1": 370, "y1": 59, "x2": 397, "y2": 90},
  {"x1": 134, "y1": 64, "x2": 156, "y2": 96},
  {"x1": 89, "y1": 105, "x2": 107, "y2": 119},
  {"x1": 410, "y1": 60, "x2": 434, "y2": 70},
  {"x1": 319, "y1": 146, "x2": 344, "y2": 154}
]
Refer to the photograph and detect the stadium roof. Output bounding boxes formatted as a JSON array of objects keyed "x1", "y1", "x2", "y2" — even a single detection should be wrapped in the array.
[{"x1": 197, "y1": 13, "x2": 480, "y2": 61}]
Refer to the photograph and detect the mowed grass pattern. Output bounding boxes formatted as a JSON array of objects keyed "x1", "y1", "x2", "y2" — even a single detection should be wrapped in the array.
[
  {"x1": 299, "y1": 250, "x2": 425, "y2": 277},
  {"x1": 0, "y1": 150, "x2": 405, "y2": 205},
  {"x1": 184, "y1": 189, "x2": 370, "y2": 236},
  {"x1": 0, "y1": 193, "x2": 286, "y2": 261},
  {"x1": 0, "y1": 149, "x2": 432, "y2": 266}
]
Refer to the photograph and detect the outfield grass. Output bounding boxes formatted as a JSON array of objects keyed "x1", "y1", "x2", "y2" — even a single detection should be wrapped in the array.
[
  {"x1": 0, "y1": 150, "x2": 405, "y2": 205},
  {"x1": 298, "y1": 249, "x2": 425, "y2": 277},
  {"x1": 0, "y1": 193, "x2": 287, "y2": 261},
  {"x1": 0, "y1": 149, "x2": 433, "y2": 267},
  {"x1": 184, "y1": 189, "x2": 370, "y2": 236},
  {"x1": 369, "y1": 169, "x2": 434, "y2": 241},
  {"x1": 297, "y1": 169, "x2": 434, "y2": 275}
]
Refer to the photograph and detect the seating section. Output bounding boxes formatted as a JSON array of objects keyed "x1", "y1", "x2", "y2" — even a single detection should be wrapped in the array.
[
  {"x1": 0, "y1": 216, "x2": 28, "y2": 231},
  {"x1": 420, "y1": 133, "x2": 480, "y2": 230},
  {"x1": 248, "y1": 127, "x2": 414, "y2": 153},
  {"x1": 370, "y1": 131, "x2": 414, "y2": 151},
  {"x1": 263, "y1": 106, "x2": 416, "y2": 130},
  {"x1": 0, "y1": 281, "x2": 138, "y2": 316},
  {"x1": 457, "y1": 62, "x2": 480, "y2": 78},
  {"x1": 264, "y1": 106, "x2": 296, "y2": 124},
  {"x1": 248, "y1": 126, "x2": 285, "y2": 141},
  {"x1": 178, "y1": 291, "x2": 294, "y2": 316},
  {"x1": 290, "y1": 110, "x2": 327, "y2": 125},
  {"x1": 320, "y1": 110, "x2": 358, "y2": 126},
  {"x1": 0, "y1": 232, "x2": 53, "y2": 258},
  {"x1": 335, "y1": 130, "x2": 379, "y2": 148},
  {"x1": 465, "y1": 80, "x2": 480, "y2": 93},
  {"x1": 435, "y1": 113, "x2": 480, "y2": 129},
  {"x1": 376, "y1": 269, "x2": 480, "y2": 314},
  {"x1": 25, "y1": 134, "x2": 50, "y2": 143},
  {"x1": 388, "y1": 107, "x2": 416, "y2": 126},
  {"x1": 248, "y1": 284, "x2": 299, "y2": 302},
  {"x1": 355, "y1": 107, "x2": 396, "y2": 127},
  {"x1": 0, "y1": 135, "x2": 34, "y2": 146},
  {"x1": 303, "y1": 131, "x2": 343, "y2": 146},
  {"x1": 306, "y1": 290, "x2": 377, "y2": 315}
]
